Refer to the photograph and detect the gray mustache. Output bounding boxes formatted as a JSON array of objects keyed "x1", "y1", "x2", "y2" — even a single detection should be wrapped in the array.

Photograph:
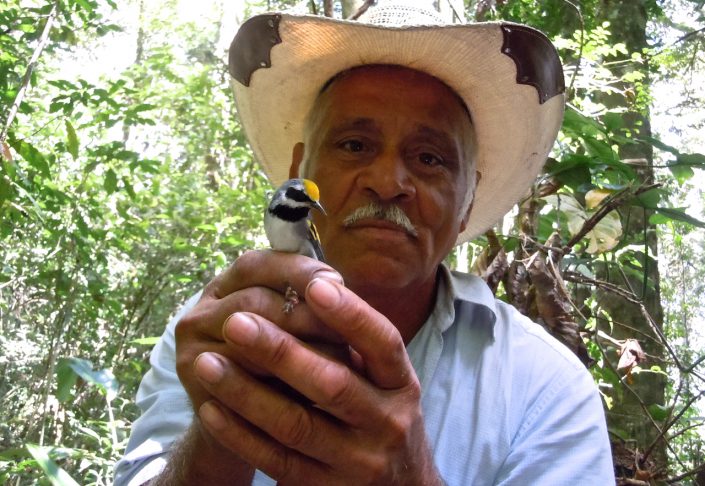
[{"x1": 342, "y1": 203, "x2": 418, "y2": 237}]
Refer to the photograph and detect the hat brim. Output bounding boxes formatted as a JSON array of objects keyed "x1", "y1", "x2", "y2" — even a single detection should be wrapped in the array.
[{"x1": 229, "y1": 14, "x2": 565, "y2": 244}]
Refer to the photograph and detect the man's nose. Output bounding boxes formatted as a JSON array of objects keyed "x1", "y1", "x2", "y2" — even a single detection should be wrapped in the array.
[{"x1": 357, "y1": 149, "x2": 416, "y2": 202}]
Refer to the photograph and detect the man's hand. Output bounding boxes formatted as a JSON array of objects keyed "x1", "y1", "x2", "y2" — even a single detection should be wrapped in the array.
[
  {"x1": 193, "y1": 277, "x2": 442, "y2": 485},
  {"x1": 166, "y1": 250, "x2": 343, "y2": 484}
]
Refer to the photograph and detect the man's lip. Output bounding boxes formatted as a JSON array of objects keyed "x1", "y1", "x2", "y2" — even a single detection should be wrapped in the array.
[{"x1": 345, "y1": 219, "x2": 416, "y2": 237}]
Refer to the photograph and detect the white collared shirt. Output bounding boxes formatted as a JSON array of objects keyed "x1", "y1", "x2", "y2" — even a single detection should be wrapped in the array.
[{"x1": 114, "y1": 266, "x2": 613, "y2": 485}]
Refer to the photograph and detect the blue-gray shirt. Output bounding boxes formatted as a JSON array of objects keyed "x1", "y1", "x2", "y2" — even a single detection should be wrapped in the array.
[{"x1": 115, "y1": 266, "x2": 613, "y2": 485}]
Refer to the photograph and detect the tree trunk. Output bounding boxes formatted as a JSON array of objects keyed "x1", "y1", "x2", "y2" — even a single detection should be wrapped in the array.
[{"x1": 595, "y1": 0, "x2": 668, "y2": 472}]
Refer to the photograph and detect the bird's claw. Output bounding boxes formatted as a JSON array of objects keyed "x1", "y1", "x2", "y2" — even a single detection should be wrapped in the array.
[{"x1": 283, "y1": 285, "x2": 299, "y2": 314}]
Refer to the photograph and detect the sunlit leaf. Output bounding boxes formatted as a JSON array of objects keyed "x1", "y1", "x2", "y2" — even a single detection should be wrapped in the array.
[
  {"x1": 25, "y1": 444, "x2": 80, "y2": 486},
  {"x1": 585, "y1": 188, "x2": 613, "y2": 209},
  {"x1": 104, "y1": 169, "x2": 118, "y2": 193},
  {"x1": 131, "y1": 336, "x2": 160, "y2": 346},
  {"x1": 669, "y1": 163, "x2": 694, "y2": 183},
  {"x1": 13, "y1": 140, "x2": 50, "y2": 178},
  {"x1": 65, "y1": 120, "x2": 79, "y2": 160},
  {"x1": 65, "y1": 357, "x2": 119, "y2": 401},
  {"x1": 654, "y1": 207, "x2": 705, "y2": 228},
  {"x1": 543, "y1": 193, "x2": 622, "y2": 253}
]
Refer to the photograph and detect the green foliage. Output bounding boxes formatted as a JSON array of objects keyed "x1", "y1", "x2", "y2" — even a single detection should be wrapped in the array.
[
  {"x1": 467, "y1": 0, "x2": 705, "y2": 481},
  {"x1": 1, "y1": 0, "x2": 268, "y2": 482},
  {"x1": 25, "y1": 444, "x2": 80, "y2": 486},
  {"x1": 1, "y1": 0, "x2": 703, "y2": 484}
]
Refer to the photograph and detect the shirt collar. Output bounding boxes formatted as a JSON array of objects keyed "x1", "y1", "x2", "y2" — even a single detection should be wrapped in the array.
[{"x1": 430, "y1": 264, "x2": 498, "y2": 338}]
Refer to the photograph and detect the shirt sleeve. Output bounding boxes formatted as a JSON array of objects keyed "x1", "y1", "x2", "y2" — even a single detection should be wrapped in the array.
[
  {"x1": 494, "y1": 359, "x2": 614, "y2": 486},
  {"x1": 113, "y1": 291, "x2": 202, "y2": 486}
]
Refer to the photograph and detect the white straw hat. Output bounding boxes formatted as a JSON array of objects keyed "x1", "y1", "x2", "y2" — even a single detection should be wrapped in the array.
[{"x1": 228, "y1": 3, "x2": 565, "y2": 243}]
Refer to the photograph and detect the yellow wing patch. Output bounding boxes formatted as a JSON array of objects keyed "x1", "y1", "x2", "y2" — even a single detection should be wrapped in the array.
[{"x1": 307, "y1": 219, "x2": 325, "y2": 262}]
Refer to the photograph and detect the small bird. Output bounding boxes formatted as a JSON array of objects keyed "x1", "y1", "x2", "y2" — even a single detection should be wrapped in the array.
[{"x1": 264, "y1": 178, "x2": 326, "y2": 312}]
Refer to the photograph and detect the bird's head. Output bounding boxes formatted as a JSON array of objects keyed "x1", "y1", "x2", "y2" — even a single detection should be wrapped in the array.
[{"x1": 273, "y1": 178, "x2": 326, "y2": 215}]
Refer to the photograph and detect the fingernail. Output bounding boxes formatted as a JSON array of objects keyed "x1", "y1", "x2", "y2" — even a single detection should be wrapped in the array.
[
  {"x1": 224, "y1": 312, "x2": 259, "y2": 346},
  {"x1": 194, "y1": 353, "x2": 225, "y2": 384},
  {"x1": 313, "y1": 269, "x2": 344, "y2": 285},
  {"x1": 200, "y1": 401, "x2": 227, "y2": 431},
  {"x1": 307, "y1": 278, "x2": 340, "y2": 309}
]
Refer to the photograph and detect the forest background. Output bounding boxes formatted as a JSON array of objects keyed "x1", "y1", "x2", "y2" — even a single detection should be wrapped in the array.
[{"x1": 1, "y1": 0, "x2": 704, "y2": 484}]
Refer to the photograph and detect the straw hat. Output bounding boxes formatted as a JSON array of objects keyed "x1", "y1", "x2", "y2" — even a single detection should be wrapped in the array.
[{"x1": 228, "y1": 2, "x2": 565, "y2": 243}]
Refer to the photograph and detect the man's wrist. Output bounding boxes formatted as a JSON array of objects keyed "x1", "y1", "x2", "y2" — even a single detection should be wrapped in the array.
[{"x1": 151, "y1": 419, "x2": 255, "y2": 486}]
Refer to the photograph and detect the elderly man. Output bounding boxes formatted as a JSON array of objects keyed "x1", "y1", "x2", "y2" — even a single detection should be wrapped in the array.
[{"x1": 115, "y1": 4, "x2": 613, "y2": 486}]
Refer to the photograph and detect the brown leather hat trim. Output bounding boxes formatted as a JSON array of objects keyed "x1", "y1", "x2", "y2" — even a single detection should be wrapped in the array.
[
  {"x1": 229, "y1": 14, "x2": 282, "y2": 87},
  {"x1": 500, "y1": 24, "x2": 565, "y2": 104}
]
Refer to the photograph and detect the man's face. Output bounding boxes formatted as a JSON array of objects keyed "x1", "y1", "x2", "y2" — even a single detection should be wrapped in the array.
[{"x1": 294, "y1": 65, "x2": 474, "y2": 293}]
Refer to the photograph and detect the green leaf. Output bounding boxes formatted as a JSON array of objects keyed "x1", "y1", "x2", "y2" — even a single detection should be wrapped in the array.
[
  {"x1": 562, "y1": 107, "x2": 604, "y2": 137},
  {"x1": 543, "y1": 193, "x2": 622, "y2": 253},
  {"x1": 130, "y1": 103, "x2": 157, "y2": 113},
  {"x1": 65, "y1": 357, "x2": 119, "y2": 401},
  {"x1": 131, "y1": 336, "x2": 160, "y2": 346},
  {"x1": 643, "y1": 136, "x2": 679, "y2": 155},
  {"x1": 675, "y1": 152, "x2": 705, "y2": 168},
  {"x1": 55, "y1": 359, "x2": 79, "y2": 403},
  {"x1": 25, "y1": 444, "x2": 80, "y2": 486},
  {"x1": 669, "y1": 163, "x2": 694, "y2": 183},
  {"x1": 546, "y1": 155, "x2": 592, "y2": 189},
  {"x1": 122, "y1": 177, "x2": 136, "y2": 199},
  {"x1": 654, "y1": 207, "x2": 705, "y2": 228},
  {"x1": 13, "y1": 140, "x2": 50, "y2": 178},
  {"x1": 631, "y1": 187, "x2": 665, "y2": 209},
  {"x1": 602, "y1": 112, "x2": 624, "y2": 133},
  {"x1": 104, "y1": 169, "x2": 118, "y2": 193},
  {"x1": 65, "y1": 120, "x2": 79, "y2": 160},
  {"x1": 584, "y1": 136, "x2": 619, "y2": 163},
  {"x1": 74, "y1": 0, "x2": 94, "y2": 12},
  {"x1": 647, "y1": 403, "x2": 670, "y2": 422}
]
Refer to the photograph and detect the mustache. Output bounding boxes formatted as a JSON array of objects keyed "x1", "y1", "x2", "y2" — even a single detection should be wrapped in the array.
[{"x1": 342, "y1": 203, "x2": 418, "y2": 237}]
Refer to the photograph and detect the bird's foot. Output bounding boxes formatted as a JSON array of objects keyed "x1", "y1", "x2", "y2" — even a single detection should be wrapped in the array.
[{"x1": 283, "y1": 284, "x2": 299, "y2": 314}]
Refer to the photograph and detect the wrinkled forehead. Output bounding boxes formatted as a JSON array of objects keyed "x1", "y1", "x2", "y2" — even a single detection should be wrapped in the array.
[{"x1": 317, "y1": 64, "x2": 473, "y2": 124}]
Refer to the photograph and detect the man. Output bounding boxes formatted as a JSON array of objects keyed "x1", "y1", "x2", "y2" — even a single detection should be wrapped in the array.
[{"x1": 115, "y1": 4, "x2": 614, "y2": 485}]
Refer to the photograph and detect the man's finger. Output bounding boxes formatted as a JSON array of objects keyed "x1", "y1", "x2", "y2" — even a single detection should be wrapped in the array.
[
  {"x1": 198, "y1": 286, "x2": 343, "y2": 343},
  {"x1": 205, "y1": 250, "x2": 342, "y2": 300},
  {"x1": 304, "y1": 278, "x2": 415, "y2": 390},
  {"x1": 221, "y1": 312, "x2": 385, "y2": 427},
  {"x1": 197, "y1": 399, "x2": 332, "y2": 484},
  {"x1": 193, "y1": 352, "x2": 357, "y2": 470}
]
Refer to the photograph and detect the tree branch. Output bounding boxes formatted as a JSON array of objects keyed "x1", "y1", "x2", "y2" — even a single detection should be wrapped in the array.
[
  {"x1": 563, "y1": 270, "x2": 685, "y2": 371},
  {"x1": 349, "y1": 0, "x2": 376, "y2": 20},
  {"x1": 665, "y1": 460, "x2": 705, "y2": 484},
  {"x1": 643, "y1": 388, "x2": 705, "y2": 463},
  {"x1": 323, "y1": 0, "x2": 334, "y2": 17},
  {"x1": 561, "y1": 0, "x2": 585, "y2": 99},
  {"x1": 564, "y1": 183, "x2": 661, "y2": 251},
  {"x1": 0, "y1": 0, "x2": 61, "y2": 145}
]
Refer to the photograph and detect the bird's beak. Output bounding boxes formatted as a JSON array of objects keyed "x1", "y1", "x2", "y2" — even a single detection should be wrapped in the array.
[{"x1": 312, "y1": 200, "x2": 326, "y2": 215}]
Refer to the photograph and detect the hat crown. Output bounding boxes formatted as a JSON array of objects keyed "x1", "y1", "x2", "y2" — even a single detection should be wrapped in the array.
[{"x1": 357, "y1": 1, "x2": 445, "y2": 25}]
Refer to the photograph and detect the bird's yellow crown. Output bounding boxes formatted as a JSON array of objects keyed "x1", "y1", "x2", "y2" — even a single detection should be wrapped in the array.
[{"x1": 303, "y1": 179, "x2": 320, "y2": 202}]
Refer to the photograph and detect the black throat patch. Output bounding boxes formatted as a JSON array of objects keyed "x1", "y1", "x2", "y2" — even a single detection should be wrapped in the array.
[{"x1": 269, "y1": 205, "x2": 309, "y2": 223}]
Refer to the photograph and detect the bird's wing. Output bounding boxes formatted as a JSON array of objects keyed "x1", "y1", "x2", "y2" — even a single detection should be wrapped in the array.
[{"x1": 307, "y1": 219, "x2": 325, "y2": 262}]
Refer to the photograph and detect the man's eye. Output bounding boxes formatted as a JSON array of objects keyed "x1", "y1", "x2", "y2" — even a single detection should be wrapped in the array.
[
  {"x1": 340, "y1": 140, "x2": 365, "y2": 152},
  {"x1": 419, "y1": 152, "x2": 443, "y2": 166}
]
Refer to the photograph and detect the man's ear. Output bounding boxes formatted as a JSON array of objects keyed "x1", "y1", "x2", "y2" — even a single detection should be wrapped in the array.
[
  {"x1": 289, "y1": 142, "x2": 305, "y2": 179},
  {"x1": 459, "y1": 202, "x2": 473, "y2": 233},
  {"x1": 459, "y1": 170, "x2": 481, "y2": 233}
]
